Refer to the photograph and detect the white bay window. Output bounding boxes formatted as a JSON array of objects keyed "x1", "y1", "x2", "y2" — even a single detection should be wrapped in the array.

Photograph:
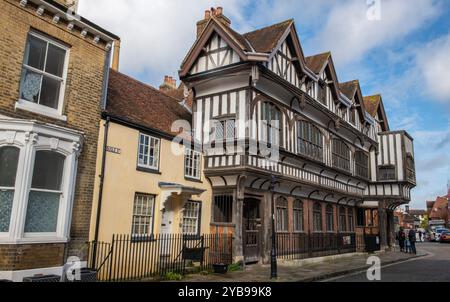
[{"x1": 0, "y1": 119, "x2": 83, "y2": 243}]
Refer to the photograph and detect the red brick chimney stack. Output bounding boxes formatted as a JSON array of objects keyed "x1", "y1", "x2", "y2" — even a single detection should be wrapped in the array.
[
  {"x1": 159, "y1": 76, "x2": 177, "y2": 92},
  {"x1": 196, "y1": 7, "x2": 231, "y2": 38}
]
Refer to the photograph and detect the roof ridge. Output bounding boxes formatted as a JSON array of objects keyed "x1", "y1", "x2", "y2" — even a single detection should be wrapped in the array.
[
  {"x1": 306, "y1": 51, "x2": 331, "y2": 59},
  {"x1": 243, "y1": 19, "x2": 294, "y2": 36},
  {"x1": 109, "y1": 69, "x2": 186, "y2": 106}
]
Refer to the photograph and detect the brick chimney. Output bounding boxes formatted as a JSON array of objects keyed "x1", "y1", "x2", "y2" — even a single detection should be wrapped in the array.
[
  {"x1": 159, "y1": 76, "x2": 177, "y2": 92},
  {"x1": 196, "y1": 7, "x2": 231, "y2": 38}
]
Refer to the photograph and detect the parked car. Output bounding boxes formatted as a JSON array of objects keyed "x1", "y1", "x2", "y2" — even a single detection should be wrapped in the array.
[
  {"x1": 440, "y1": 231, "x2": 450, "y2": 243},
  {"x1": 432, "y1": 228, "x2": 449, "y2": 242}
]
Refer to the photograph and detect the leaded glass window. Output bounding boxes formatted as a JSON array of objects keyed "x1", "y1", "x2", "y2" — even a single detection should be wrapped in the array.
[
  {"x1": 276, "y1": 197, "x2": 288, "y2": 232},
  {"x1": 326, "y1": 205, "x2": 334, "y2": 232},
  {"x1": 293, "y1": 200, "x2": 304, "y2": 232},
  {"x1": 313, "y1": 203, "x2": 323, "y2": 232}
]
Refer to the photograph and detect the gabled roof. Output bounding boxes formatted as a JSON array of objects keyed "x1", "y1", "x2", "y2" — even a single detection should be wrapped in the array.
[
  {"x1": 305, "y1": 52, "x2": 331, "y2": 74},
  {"x1": 180, "y1": 17, "x2": 310, "y2": 78},
  {"x1": 339, "y1": 81, "x2": 358, "y2": 100},
  {"x1": 363, "y1": 94, "x2": 390, "y2": 131},
  {"x1": 339, "y1": 80, "x2": 367, "y2": 121},
  {"x1": 430, "y1": 196, "x2": 449, "y2": 220},
  {"x1": 305, "y1": 52, "x2": 341, "y2": 100},
  {"x1": 106, "y1": 69, "x2": 191, "y2": 137},
  {"x1": 243, "y1": 19, "x2": 294, "y2": 53}
]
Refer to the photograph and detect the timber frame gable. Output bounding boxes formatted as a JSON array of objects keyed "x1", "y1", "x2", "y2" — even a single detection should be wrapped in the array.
[
  {"x1": 317, "y1": 54, "x2": 341, "y2": 104},
  {"x1": 179, "y1": 18, "x2": 253, "y2": 78}
]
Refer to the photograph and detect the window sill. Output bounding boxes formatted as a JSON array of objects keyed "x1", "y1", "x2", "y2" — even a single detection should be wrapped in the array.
[
  {"x1": 210, "y1": 222, "x2": 235, "y2": 227},
  {"x1": 15, "y1": 100, "x2": 67, "y2": 122},
  {"x1": 136, "y1": 166, "x2": 161, "y2": 175},
  {"x1": 0, "y1": 237, "x2": 69, "y2": 245},
  {"x1": 185, "y1": 177, "x2": 203, "y2": 183}
]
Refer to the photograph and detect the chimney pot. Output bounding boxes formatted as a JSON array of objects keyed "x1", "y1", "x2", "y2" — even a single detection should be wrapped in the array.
[
  {"x1": 205, "y1": 10, "x2": 211, "y2": 19},
  {"x1": 216, "y1": 7, "x2": 223, "y2": 15}
]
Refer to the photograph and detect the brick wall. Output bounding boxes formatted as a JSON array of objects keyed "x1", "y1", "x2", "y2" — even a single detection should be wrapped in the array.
[
  {"x1": 0, "y1": 0, "x2": 108, "y2": 270},
  {"x1": 0, "y1": 244, "x2": 65, "y2": 271}
]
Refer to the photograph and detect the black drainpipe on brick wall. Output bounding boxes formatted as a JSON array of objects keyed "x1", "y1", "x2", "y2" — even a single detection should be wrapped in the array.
[{"x1": 92, "y1": 116, "x2": 110, "y2": 268}]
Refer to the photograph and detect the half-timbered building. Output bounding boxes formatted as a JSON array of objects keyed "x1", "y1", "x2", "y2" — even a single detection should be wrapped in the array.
[{"x1": 179, "y1": 7, "x2": 416, "y2": 263}]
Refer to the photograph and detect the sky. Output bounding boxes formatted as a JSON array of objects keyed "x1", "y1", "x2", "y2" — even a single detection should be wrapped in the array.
[{"x1": 78, "y1": 0, "x2": 450, "y2": 209}]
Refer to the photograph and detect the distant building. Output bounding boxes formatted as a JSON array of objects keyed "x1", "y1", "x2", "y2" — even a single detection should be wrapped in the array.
[
  {"x1": 394, "y1": 206, "x2": 426, "y2": 230},
  {"x1": 426, "y1": 184, "x2": 450, "y2": 229}
]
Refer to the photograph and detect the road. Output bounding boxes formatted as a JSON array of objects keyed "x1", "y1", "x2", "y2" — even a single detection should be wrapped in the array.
[{"x1": 325, "y1": 242, "x2": 450, "y2": 282}]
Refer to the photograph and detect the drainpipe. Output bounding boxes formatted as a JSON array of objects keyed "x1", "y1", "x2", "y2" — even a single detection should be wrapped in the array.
[{"x1": 92, "y1": 116, "x2": 110, "y2": 268}]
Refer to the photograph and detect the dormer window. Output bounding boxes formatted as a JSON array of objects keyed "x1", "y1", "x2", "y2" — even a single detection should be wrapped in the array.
[{"x1": 17, "y1": 32, "x2": 69, "y2": 120}]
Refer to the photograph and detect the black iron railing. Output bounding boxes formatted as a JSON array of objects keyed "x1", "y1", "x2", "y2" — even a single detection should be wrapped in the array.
[
  {"x1": 87, "y1": 233, "x2": 233, "y2": 282},
  {"x1": 276, "y1": 232, "x2": 364, "y2": 260}
]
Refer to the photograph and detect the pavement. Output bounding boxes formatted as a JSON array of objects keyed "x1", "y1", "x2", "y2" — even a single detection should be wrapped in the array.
[
  {"x1": 326, "y1": 242, "x2": 450, "y2": 282},
  {"x1": 183, "y1": 246, "x2": 427, "y2": 282}
]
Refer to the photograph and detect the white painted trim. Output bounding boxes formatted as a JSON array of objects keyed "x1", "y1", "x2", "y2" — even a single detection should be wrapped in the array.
[
  {"x1": 0, "y1": 119, "x2": 83, "y2": 244},
  {"x1": 15, "y1": 100, "x2": 67, "y2": 121}
]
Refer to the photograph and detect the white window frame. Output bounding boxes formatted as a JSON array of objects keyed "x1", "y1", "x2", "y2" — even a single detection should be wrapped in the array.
[
  {"x1": 0, "y1": 147, "x2": 20, "y2": 236},
  {"x1": 0, "y1": 119, "x2": 83, "y2": 244},
  {"x1": 131, "y1": 193, "x2": 155, "y2": 237},
  {"x1": 182, "y1": 201, "x2": 201, "y2": 236},
  {"x1": 16, "y1": 31, "x2": 70, "y2": 121},
  {"x1": 185, "y1": 148, "x2": 201, "y2": 180},
  {"x1": 137, "y1": 133, "x2": 160, "y2": 171}
]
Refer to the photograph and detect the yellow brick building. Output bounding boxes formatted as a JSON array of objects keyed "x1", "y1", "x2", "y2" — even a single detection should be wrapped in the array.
[{"x1": 0, "y1": 0, "x2": 118, "y2": 281}]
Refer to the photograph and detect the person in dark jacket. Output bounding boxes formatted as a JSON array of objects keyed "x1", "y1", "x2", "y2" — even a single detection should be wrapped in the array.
[
  {"x1": 397, "y1": 228, "x2": 405, "y2": 252},
  {"x1": 409, "y1": 229, "x2": 417, "y2": 254}
]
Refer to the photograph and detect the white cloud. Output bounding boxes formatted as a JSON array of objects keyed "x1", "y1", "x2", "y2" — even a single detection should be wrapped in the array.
[
  {"x1": 312, "y1": 0, "x2": 440, "y2": 66},
  {"x1": 416, "y1": 33, "x2": 450, "y2": 103},
  {"x1": 78, "y1": 0, "x2": 248, "y2": 85}
]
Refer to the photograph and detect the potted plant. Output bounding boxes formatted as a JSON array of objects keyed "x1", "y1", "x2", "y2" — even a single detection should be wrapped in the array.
[{"x1": 213, "y1": 263, "x2": 228, "y2": 274}]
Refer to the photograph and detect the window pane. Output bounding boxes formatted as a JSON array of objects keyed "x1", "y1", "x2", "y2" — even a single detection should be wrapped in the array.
[
  {"x1": 226, "y1": 120, "x2": 235, "y2": 140},
  {"x1": 45, "y1": 44, "x2": 65, "y2": 77},
  {"x1": 215, "y1": 121, "x2": 224, "y2": 141},
  {"x1": 0, "y1": 190, "x2": 14, "y2": 232},
  {"x1": 20, "y1": 68, "x2": 42, "y2": 103},
  {"x1": 0, "y1": 147, "x2": 20, "y2": 187},
  {"x1": 31, "y1": 151, "x2": 65, "y2": 191},
  {"x1": 39, "y1": 76, "x2": 61, "y2": 109},
  {"x1": 24, "y1": 191, "x2": 60, "y2": 233},
  {"x1": 24, "y1": 35, "x2": 46, "y2": 70},
  {"x1": 132, "y1": 194, "x2": 154, "y2": 236}
]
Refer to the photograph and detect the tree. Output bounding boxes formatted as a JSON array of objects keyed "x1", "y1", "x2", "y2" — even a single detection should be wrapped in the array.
[{"x1": 420, "y1": 215, "x2": 429, "y2": 230}]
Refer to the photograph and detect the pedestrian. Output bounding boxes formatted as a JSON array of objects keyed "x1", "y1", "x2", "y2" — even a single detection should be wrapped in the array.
[
  {"x1": 405, "y1": 235, "x2": 411, "y2": 253},
  {"x1": 398, "y1": 228, "x2": 406, "y2": 252},
  {"x1": 409, "y1": 229, "x2": 417, "y2": 254},
  {"x1": 418, "y1": 230, "x2": 423, "y2": 242}
]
